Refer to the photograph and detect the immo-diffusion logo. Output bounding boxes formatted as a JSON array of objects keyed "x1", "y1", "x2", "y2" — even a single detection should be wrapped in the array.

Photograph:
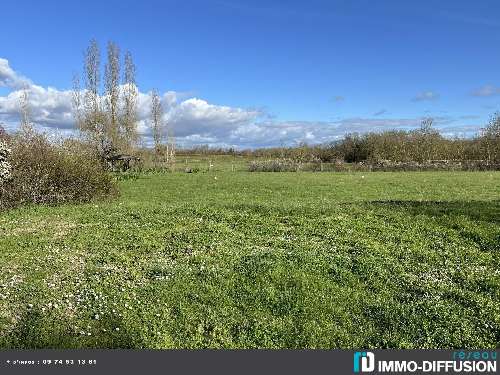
[
  {"x1": 352, "y1": 351, "x2": 497, "y2": 373},
  {"x1": 353, "y1": 351, "x2": 375, "y2": 373}
]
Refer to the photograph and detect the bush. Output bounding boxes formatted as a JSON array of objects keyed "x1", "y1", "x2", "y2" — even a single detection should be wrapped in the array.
[
  {"x1": 0, "y1": 140, "x2": 12, "y2": 183},
  {"x1": 0, "y1": 132, "x2": 117, "y2": 209},
  {"x1": 0, "y1": 124, "x2": 7, "y2": 140},
  {"x1": 248, "y1": 159, "x2": 300, "y2": 172}
]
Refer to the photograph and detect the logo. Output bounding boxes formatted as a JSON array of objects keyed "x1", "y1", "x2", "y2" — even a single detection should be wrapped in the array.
[{"x1": 354, "y1": 352, "x2": 375, "y2": 373}]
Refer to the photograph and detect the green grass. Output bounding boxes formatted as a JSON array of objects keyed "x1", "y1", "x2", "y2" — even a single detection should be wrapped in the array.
[{"x1": 0, "y1": 171, "x2": 499, "y2": 348}]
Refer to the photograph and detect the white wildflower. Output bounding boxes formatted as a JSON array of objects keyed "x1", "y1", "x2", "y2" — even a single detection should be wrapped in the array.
[{"x1": 0, "y1": 140, "x2": 12, "y2": 184}]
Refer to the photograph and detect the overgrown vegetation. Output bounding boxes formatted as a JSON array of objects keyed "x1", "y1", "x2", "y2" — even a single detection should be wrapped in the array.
[
  {"x1": 0, "y1": 130, "x2": 116, "y2": 210},
  {"x1": 322, "y1": 116, "x2": 500, "y2": 164},
  {"x1": 249, "y1": 159, "x2": 303, "y2": 172},
  {"x1": 174, "y1": 116, "x2": 500, "y2": 170},
  {"x1": 248, "y1": 158, "x2": 500, "y2": 173},
  {"x1": 244, "y1": 117, "x2": 499, "y2": 171}
]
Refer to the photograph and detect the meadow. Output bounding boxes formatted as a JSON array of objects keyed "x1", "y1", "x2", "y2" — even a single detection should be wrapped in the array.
[{"x1": 0, "y1": 171, "x2": 499, "y2": 348}]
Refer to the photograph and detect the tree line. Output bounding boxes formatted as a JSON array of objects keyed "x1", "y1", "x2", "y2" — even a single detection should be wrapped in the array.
[{"x1": 182, "y1": 116, "x2": 500, "y2": 165}]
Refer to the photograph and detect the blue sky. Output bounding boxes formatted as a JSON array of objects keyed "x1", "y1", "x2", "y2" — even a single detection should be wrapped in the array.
[{"x1": 1, "y1": 0, "x2": 499, "y2": 147}]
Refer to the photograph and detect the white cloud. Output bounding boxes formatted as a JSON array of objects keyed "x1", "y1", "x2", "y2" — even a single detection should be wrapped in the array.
[
  {"x1": 0, "y1": 84, "x2": 74, "y2": 130},
  {"x1": 167, "y1": 98, "x2": 260, "y2": 138},
  {"x1": 471, "y1": 85, "x2": 500, "y2": 97},
  {"x1": 0, "y1": 58, "x2": 262, "y2": 144},
  {"x1": 412, "y1": 91, "x2": 440, "y2": 102},
  {"x1": 0, "y1": 58, "x2": 32, "y2": 89},
  {"x1": 0, "y1": 57, "x2": 484, "y2": 149}
]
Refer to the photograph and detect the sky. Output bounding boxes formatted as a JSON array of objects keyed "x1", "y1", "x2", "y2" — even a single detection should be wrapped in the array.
[{"x1": 1, "y1": 0, "x2": 500, "y2": 148}]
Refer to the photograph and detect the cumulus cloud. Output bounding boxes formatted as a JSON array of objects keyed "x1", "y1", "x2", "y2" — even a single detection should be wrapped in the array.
[
  {"x1": 0, "y1": 58, "x2": 32, "y2": 89},
  {"x1": 0, "y1": 85, "x2": 74, "y2": 130},
  {"x1": 168, "y1": 98, "x2": 260, "y2": 138},
  {"x1": 471, "y1": 85, "x2": 500, "y2": 97},
  {"x1": 412, "y1": 91, "x2": 440, "y2": 102},
  {"x1": 0, "y1": 58, "x2": 262, "y2": 143},
  {"x1": 0, "y1": 57, "x2": 484, "y2": 148}
]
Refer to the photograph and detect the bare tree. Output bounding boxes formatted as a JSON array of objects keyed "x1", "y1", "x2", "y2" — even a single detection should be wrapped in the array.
[
  {"x1": 72, "y1": 40, "x2": 142, "y2": 168},
  {"x1": 81, "y1": 39, "x2": 105, "y2": 140},
  {"x1": 104, "y1": 41, "x2": 121, "y2": 147},
  {"x1": 166, "y1": 124, "x2": 176, "y2": 164},
  {"x1": 162, "y1": 106, "x2": 175, "y2": 164},
  {"x1": 19, "y1": 87, "x2": 33, "y2": 134},
  {"x1": 150, "y1": 89, "x2": 163, "y2": 162},
  {"x1": 71, "y1": 72, "x2": 84, "y2": 132},
  {"x1": 121, "y1": 51, "x2": 139, "y2": 151},
  {"x1": 417, "y1": 117, "x2": 437, "y2": 162},
  {"x1": 420, "y1": 117, "x2": 435, "y2": 135}
]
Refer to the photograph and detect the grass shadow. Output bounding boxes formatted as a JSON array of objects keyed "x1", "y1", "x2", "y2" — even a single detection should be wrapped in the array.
[
  {"x1": 369, "y1": 200, "x2": 500, "y2": 223},
  {"x1": 0, "y1": 309, "x2": 141, "y2": 349}
]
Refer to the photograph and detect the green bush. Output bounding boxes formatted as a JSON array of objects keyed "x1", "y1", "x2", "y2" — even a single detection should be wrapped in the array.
[{"x1": 0, "y1": 131, "x2": 117, "y2": 209}]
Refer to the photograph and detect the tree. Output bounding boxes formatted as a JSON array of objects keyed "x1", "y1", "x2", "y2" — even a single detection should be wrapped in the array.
[
  {"x1": 19, "y1": 88, "x2": 33, "y2": 133},
  {"x1": 166, "y1": 124, "x2": 176, "y2": 164},
  {"x1": 150, "y1": 89, "x2": 163, "y2": 162},
  {"x1": 419, "y1": 117, "x2": 436, "y2": 136},
  {"x1": 484, "y1": 112, "x2": 500, "y2": 138},
  {"x1": 79, "y1": 39, "x2": 106, "y2": 142},
  {"x1": 416, "y1": 117, "x2": 440, "y2": 162},
  {"x1": 71, "y1": 73, "x2": 84, "y2": 132},
  {"x1": 72, "y1": 40, "x2": 139, "y2": 159},
  {"x1": 104, "y1": 41, "x2": 121, "y2": 147},
  {"x1": 121, "y1": 51, "x2": 139, "y2": 151},
  {"x1": 481, "y1": 112, "x2": 500, "y2": 164}
]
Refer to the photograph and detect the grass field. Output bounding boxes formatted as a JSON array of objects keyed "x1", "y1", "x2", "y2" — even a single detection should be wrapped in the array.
[{"x1": 0, "y1": 171, "x2": 499, "y2": 348}]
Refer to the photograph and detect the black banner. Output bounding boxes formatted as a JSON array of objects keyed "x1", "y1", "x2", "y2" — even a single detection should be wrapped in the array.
[{"x1": 0, "y1": 350, "x2": 497, "y2": 375}]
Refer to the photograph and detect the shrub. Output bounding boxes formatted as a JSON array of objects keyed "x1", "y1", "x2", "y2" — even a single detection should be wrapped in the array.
[
  {"x1": 0, "y1": 132, "x2": 117, "y2": 209},
  {"x1": 248, "y1": 159, "x2": 300, "y2": 172},
  {"x1": 0, "y1": 124, "x2": 8, "y2": 140},
  {"x1": 0, "y1": 140, "x2": 12, "y2": 184}
]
